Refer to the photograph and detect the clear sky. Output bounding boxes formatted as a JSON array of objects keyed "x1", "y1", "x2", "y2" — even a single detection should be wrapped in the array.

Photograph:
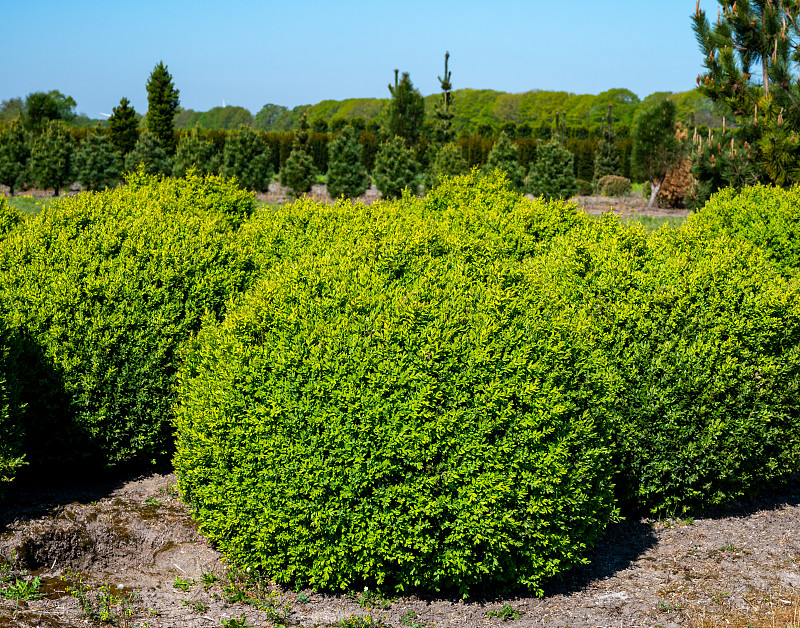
[{"x1": 2, "y1": 1, "x2": 719, "y2": 118}]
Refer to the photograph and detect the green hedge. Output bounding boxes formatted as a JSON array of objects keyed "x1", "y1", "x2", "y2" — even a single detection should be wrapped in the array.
[
  {"x1": 0, "y1": 172, "x2": 257, "y2": 472},
  {"x1": 0, "y1": 319, "x2": 24, "y2": 497},
  {"x1": 535, "y1": 217, "x2": 800, "y2": 515},
  {"x1": 175, "y1": 176, "x2": 617, "y2": 595},
  {"x1": 687, "y1": 184, "x2": 800, "y2": 275}
]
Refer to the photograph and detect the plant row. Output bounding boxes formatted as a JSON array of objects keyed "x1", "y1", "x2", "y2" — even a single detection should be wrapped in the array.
[{"x1": 0, "y1": 171, "x2": 798, "y2": 597}]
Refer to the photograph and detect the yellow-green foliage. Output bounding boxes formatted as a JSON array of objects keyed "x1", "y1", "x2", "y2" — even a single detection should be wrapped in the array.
[
  {"x1": 0, "y1": 172, "x2": 257, "y2": 472},
  {"x1": 175, "y1": 171, "x2": 617, "y2": 595},
  {"x1": 0, "y1": 196, "x2": 24, "y2": 237},
  {"x1": 686, "y1": 184, "x2": 800, "y2": 275},
  {"x1": 534, "y1": 217, "x2": 800, "y2": 515}
]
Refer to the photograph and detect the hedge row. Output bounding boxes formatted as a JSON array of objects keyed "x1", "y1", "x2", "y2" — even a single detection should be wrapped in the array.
[
  {"x1": 1, "y1": 172, "x2": 798, "y2": 595},
  {"x1": 174, "y1": 174, "x2": 800, "y2": 595}
]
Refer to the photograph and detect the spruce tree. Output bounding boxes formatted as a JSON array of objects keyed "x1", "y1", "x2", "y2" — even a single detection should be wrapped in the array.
[
  {"x1": 173, "y1": 125, "x2": 220, "y2": 178},
  {"x1": 29, "y1": 120, "x2": 74, "y2": 196},
  {"x1": 124, "y1": 131, "x2": 171, "y2": 176},
  {"x1": 280, "y1": 114, "x2": 317, "y2": 197},
  {"x1": 525, "y1": 140, "x2": 578, "y2": 200},
  {"x1": 0, "y1": 119, "x2": 30, "y2": 195},
  {"x1": 221, "y1": 125, "x2": 273, "y2": 192},
  {"x1": 326, "y1": 126, "x2": 370, "y2": 200},
  {"x1": 384, "y1": 70, "x2": 425, "y2": 146},
  {"x1": 74, "y1": 133, "x2": 122, "y2": 191},
  {"x1": 432, "y1": 52, "x2": 456, "y2": 145},
  {"x1": 108, "y1": 97, "x2": 139, "y2": 155},
  {"x1": 145, "y1": 61, "x2": 180, "y2": 155},
  {"x1": 428, "y1": 142, "x2": 467, "y2": 188},
  {"x1": 632, "y1": 98, "x2": 682, "y2": 208},
  {"x1": 373, "y1": 136, "x2": 418, "y2": 199},
  {"x1": 592, "y1": 103, "x2": 620, "y2": 188},
  {"x1": 485, "y1": 132, "x2": 524, "y2": 190}
]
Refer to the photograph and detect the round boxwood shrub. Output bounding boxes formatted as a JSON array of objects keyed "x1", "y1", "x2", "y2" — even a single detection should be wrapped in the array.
[
  {"x1": 686, "y1": 183, "x2": 800, "y2": 275},
  {"x1": 175, "y1": 198, "x2": 617, "y2": 595},
  {"x1": 534, "y1": 217, "x2": 800, "y2": 515},
  {"x1": 595, "y1": 174, "x2": 632, "y2": 197},
  {"x1": 0, "y1": 171, "x2": 257, "y2": 472}
]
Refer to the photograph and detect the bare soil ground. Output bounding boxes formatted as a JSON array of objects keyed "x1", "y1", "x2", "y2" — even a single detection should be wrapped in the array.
[{"x1": 1, "y1": 472, "x2": 798, "y2": 628}]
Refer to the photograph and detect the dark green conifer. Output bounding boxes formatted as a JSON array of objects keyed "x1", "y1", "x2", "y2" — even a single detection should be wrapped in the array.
[
  {"x1": 280, "y1": 114, "x2": 317, "y2": 197},
  {"x1": 29, "y1": 120, "x2": 74, "y2": 195},
  {"x1": 432, "y1": 52, "x2": 455, "y2": 145},
  {"x1": 124, "y1": 131, "x2": 171, "y2": 176},
  {"x1": 525, "y1": 140, "x2": 578, "y2": 200},
  {"x1": 373, "y1": 136, "x2": 418, "y2": 199},
  {"x1": 108, "y1": 97, "x2": 139, "y2": 155},
  {"x1": 485, "y1": 131, "x2": 524, "y2": 190},
  {"x1": 326, "y1": 126, "x2": 370, "y2": 200},
  {"x1": 74, "y1": 133, "x2": 122, "y2": 191},
  {"x1": 173, "y1": 125, "x2": 220, "y2": 178},
  {"x1": 221, "y1": 125, "x2": 273, "y2": 192},
  {"x1": 592, "y1": 103, "x2": 620, "y2": 188},
  {"x1": 0, "y1": 119, "x2": 30, "y2": 195},
  {"x1": 428, "y1": 142, "x2": 467, "y2": 188},
  {"x1": 145, "y1": 62, "x2": 180, "y2": 155},
  {"x1": 384, "y1": 70, "x2": 425, "y2": 146}
]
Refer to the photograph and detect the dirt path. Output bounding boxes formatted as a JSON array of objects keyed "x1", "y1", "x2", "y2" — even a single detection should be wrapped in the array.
[{"x1": 1, "y1": 472, "x2": 797, "y2": 628}]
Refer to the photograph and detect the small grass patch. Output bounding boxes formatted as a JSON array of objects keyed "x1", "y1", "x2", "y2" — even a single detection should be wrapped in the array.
[{"x1": 4, "y1": 194, "x2": 50, "y2": 216}]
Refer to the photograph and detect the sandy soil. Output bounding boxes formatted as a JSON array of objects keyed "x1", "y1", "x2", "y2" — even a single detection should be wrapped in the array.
[{"x1": 1, "y1": 471, "x2": 797, "y2": 628}]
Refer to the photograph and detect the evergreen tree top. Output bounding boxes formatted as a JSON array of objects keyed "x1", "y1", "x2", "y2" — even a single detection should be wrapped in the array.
[{"x1": 147, "y1": 62, "x2": 180, "y2": 111}]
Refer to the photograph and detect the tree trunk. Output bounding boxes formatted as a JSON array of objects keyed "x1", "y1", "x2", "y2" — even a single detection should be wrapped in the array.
[
  {"x1": 763, "y1": 56, "x2": 770, "y2": 95},
  {"x1": 647, "y1": 179, "x2": 662, "y2": 208}
]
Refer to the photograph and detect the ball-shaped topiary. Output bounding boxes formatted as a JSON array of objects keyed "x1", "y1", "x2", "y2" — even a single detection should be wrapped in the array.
[
  {"x1": 0, "y1": 171, "x2": 257, "y2": 472},
  {"x1": 595, "y1": 175, "x2": 632, "y2": 197},
  {"x1": 534, "y1": 216, "x2": 800, "y2": 515},
  {"x1": 174, "y1": 188, "x2": 617, "y2": 596}
]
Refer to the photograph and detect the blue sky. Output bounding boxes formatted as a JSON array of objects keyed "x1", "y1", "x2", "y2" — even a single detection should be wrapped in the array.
[{"x1": 3, "y1": 1, "x2": 718, "y2": 118}]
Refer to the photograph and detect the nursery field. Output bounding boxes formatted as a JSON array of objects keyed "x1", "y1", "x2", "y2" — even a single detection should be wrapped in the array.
[{"x1": 0, "y1": 171, "x2": 798, "y2": 626}]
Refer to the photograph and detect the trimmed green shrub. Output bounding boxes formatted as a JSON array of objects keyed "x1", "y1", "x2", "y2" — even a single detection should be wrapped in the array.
[
  {"x1": 575, "y1": 179, "x2": 593, "y2": 196},
  {"x1": 0, "y1": 196, "x2": 24, "y2": 237},
  {"x1": 596, "y1": 175, "x2": 632, "y2": 197},
  {"x1": 534, "y1": 217, "x2": 800, "y2": 515},
  {"x1": 685, "y1": 184, "x2": 800, "y2": 275},
  {"x1": 280, "y1": 147, "x2": 317, "y2": 197},
  {"x1": 174, "y1": 210, "x2": 617, "y2": 595},
  {"x1": 0, "y1": 319, "x2": 24, "y2": 499},
  {"x1": 0, "y1": 171, "x2": 256, "y2": 471}
]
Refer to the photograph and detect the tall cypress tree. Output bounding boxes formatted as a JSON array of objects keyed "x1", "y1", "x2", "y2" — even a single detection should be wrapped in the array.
[
  {"x1": 146, "y1": 62, "x2": 180, "y2": 155},
  {"x1": 108, "y1": 97, "x2": 139, "y2": 155},
  {"x1": 433, "y1": 52, "x2": 455, "y2": 145},
  {"x1": 384, "y1": 70, "x2": 425, "y2": 146},
  {"x1": 592, "y1": 103, "x2": 620, "y2": 188}
]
